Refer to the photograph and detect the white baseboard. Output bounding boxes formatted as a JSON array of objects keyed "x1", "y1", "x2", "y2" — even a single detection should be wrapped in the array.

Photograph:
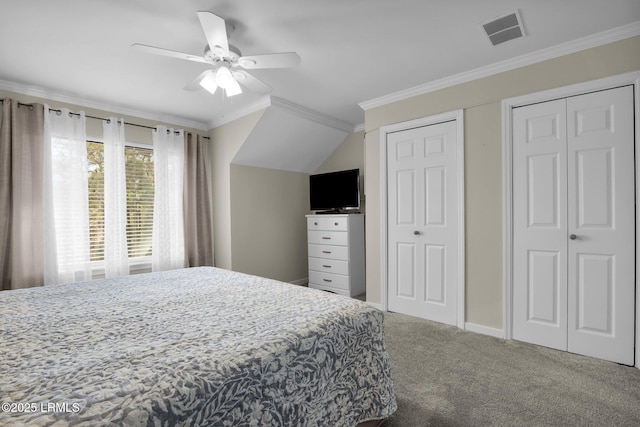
[
  {"x1": 367, "y1": 301, "x2": 384, "y2": 310},
  {"x1": 464, "y1": 322, "x2": 504, "y2": 339},
  {"x1": 289, "y1": 278, "x2": 308, "y2": 286}
]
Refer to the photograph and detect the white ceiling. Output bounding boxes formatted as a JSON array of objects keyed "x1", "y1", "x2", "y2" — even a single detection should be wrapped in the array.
[{"x1": 0, "y1": 0, "x2": 639, "y2": 130}]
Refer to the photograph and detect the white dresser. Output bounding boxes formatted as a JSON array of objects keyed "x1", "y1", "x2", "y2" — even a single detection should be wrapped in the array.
[{"x1": 306, "y1": 214, "x2": 365, "y2": 297}]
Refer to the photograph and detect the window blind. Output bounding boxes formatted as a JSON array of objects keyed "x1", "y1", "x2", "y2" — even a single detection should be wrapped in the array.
[
  {"x1": 124, "y1": 145, "x2": 154, "y2": 259},
  {"x1": 87, "y1": 142, "x2": 154, "y2": 262},
  {"x1": 87, "y1": 141, "x2": 105, "y2": 261}
]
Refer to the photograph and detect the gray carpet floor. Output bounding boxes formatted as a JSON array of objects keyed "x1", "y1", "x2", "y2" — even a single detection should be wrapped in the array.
[{"x1": 381, "y1": 311, "x2": 640, "y2": 426}]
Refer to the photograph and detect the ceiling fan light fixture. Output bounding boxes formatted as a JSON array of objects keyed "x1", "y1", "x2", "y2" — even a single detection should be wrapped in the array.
[
  {"x1": 224, "y1": 79, "x2": 243, "y2": 96},
  {"x1": 216, "y1": 65, "x2": 242, "y2": 96},
  {"x1": 199, "y1": 72, "x2": 218, "y2": 94},
  {"x1": 215, "y1": 65, "x2": 234, "y2": 86}
]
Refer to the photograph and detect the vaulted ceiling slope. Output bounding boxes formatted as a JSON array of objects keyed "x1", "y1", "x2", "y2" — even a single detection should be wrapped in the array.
[
  {"x1": 1, "y1": 1, "x2": 639, "y2": 131},
  {"x1": 232, "y1": 97, "x2": 352, "y2": 173}
]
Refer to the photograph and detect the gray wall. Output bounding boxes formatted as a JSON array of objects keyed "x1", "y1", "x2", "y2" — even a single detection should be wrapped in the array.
[
  {"x1": 209, "y1": 110, "x2": 265, "y2": 270},
  {"x1": 230, "y1": 164, "x2": 309, "y2": 282}
]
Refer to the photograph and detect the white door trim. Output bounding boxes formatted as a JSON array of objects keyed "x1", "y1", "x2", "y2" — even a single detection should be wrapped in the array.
[
  {"x1": 502, "y1": 71, "x2": 640, "y2": 368},
  {"x1": 379, "y1": 109, "x2": 465, "y2": 328}
]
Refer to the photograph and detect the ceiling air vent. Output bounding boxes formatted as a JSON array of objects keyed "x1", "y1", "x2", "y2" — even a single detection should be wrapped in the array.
[{"x1": 482, "y1": 10, "x2": 526, "y2": 46}]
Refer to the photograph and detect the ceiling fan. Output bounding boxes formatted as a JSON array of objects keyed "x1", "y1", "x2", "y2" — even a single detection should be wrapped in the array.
[{"x1": 132, "y1": 11, "x2": 301, "y2": 97}]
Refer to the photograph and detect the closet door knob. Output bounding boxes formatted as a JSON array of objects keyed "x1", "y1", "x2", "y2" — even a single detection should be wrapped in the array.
[
  {"x1": 414, "y1": 230, "x2": 422, "y2": 236},
  {"x1": 570, "y1": 234, "x2": 577, "y2": 240}
]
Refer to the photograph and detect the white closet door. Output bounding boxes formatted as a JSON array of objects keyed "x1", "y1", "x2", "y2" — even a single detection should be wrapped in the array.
[
  {"x1": 513, "y1": 85, "x2": 635, "y2": 365},
  {"x1": 566, "y1": 86, "x2": 635, "y2": 365},
  {"x1": 512, "y1": 99, "x2": 569, "y2": 351},
  {"x1": 387, "y1": 120, "x2": 458, "y2": 326}
]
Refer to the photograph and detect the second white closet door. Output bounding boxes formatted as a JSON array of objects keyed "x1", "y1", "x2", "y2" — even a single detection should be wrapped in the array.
[{"x1": 513, "y1": 86, "x2": 635, "y2": 365}]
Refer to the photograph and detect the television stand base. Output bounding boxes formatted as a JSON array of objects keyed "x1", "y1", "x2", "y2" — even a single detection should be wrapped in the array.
[{"x1": 314, "y1": 209, "x2": 361, "y2": 215}]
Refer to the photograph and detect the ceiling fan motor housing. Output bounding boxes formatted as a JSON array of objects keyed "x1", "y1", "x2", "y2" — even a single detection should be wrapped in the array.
[{"x1": 204, "y1": 44, "x2": 241, "y2": 63}]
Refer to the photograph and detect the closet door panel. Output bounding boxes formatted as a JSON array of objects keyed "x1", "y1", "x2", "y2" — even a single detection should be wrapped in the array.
[
  {"x1": 512, "y1": 99, "x2": 568, "y2": 351},
  {"x1": 566, "y1": 86, "x2": 635, "y2": 365}
]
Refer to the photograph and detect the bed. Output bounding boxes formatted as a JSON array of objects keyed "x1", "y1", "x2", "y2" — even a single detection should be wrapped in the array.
[{"x1": 0, "y1": 267, "x2": 396, "y2": 426}]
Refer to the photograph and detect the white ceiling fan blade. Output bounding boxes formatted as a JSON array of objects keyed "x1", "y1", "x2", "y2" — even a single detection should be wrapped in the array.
[
  {"x1": 132, "y1": 43, "x2": 209, "y2": 64},
  {"x1": 184, "y1": 70, "x2": 214, "y2": 92},
  {"x1": 197, "y1": 11, "x2": 229, "y2": 57},
  {"x1": 236, "y1": 52, "x2": 301, "y2": 69},
  {"x1": 233, "y1": 71, "x2": 272, "y2": 94}
]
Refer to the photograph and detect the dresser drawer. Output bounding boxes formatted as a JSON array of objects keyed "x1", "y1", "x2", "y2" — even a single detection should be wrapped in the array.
[
  {"x1": 307, "y1": 230, "x2": 348, "y2": 246},
  {"x1": 309, "y1": 270, "x2": 349, "y2": 291},
  {"x1": 308, "y1": 244, "x2": 349, "y2": 261},
  {"x1": 307, "y1": 216, "x2": 348, "y2": 231},
  {"x1": 309, "y1": 257, "x2": 349, "y2": 275}
]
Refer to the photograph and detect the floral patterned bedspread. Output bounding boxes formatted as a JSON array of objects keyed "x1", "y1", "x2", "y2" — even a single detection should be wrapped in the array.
[{"x1": 0, "y1": 267, "x2": 396, "y2": 426}]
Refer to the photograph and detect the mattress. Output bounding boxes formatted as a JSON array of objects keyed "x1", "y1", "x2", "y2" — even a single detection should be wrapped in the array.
[{"x1": 0, "y1": 267, "x2": 396, "y2": 426}]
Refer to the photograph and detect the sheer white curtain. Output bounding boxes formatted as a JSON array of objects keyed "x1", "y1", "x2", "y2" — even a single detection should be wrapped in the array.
[
  {"x1": 43, "y1": 107, "x2": 91, "y2": 284},
  {"x1": 152, "y1": 126, "x2": 185, "y2": 271},
  {"x1": 103, "y1": 118, "x2": 129, "y2": 278}
]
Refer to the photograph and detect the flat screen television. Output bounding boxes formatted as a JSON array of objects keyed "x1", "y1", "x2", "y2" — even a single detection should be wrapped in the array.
[{"x1": 309, "y1": 168, "x2": 360, "y2": 212}]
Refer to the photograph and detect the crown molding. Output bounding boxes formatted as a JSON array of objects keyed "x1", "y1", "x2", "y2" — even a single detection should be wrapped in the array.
[
  {"x1": 359, "y1": 21, "x2": 640, "y2": 111},
  {"x1": 353, "y1": 123, "x2": 365, "y2": 133},
  {"x1": 0, "y1": 76, "x2": 358, "y2": 134},
  {"x1": 206, "y1": 96, "x2": 272, "y2": 129},
  {"x1": 270, "y1": 97, "x2": 355, "y2": 133},
  {"x1": 0, "y1": 79, "x2": 210, "y2": 131},
  {"x1": 208, "y1": 96, "x2": 360, "y2": 135}
]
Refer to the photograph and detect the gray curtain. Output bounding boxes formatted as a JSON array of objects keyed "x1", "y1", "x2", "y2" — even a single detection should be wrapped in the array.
[
  {"x1": 183, "y1": 132, "x2": 213, "y2": 267},
  {"x1": 1, "y1": 99, "x2": 45, "y2": 290}
]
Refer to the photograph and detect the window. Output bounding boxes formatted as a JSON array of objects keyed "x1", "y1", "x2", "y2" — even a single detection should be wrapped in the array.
[{"x1": 87, "y1": 141, "x2": 154, "y2": 264}]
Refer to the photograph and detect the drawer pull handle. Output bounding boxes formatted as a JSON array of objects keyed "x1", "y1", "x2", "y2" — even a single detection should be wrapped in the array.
[
  {"x1": 322, "y1": 251, "x2": 332, "y2": 254},
  {"x1": 314, "y1": 222, "x2": 318, "y2": 225},
  {"x1": 321, "y1": 236, "x2": 331, "y2": 240},
  {"x1": 323, "y1": 279, "x2": 332, "y2": 283},
  {"x1": 322, "y1": 265, "x2": 332, "y2": 268},
  {"x1": 334, "y1": 222, "x2": 339, "y2": 226}
]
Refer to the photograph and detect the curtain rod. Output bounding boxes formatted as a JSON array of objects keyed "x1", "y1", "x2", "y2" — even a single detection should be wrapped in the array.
[{"x1": 0, "y1": 98, "x2": 210, "y2": 139}]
